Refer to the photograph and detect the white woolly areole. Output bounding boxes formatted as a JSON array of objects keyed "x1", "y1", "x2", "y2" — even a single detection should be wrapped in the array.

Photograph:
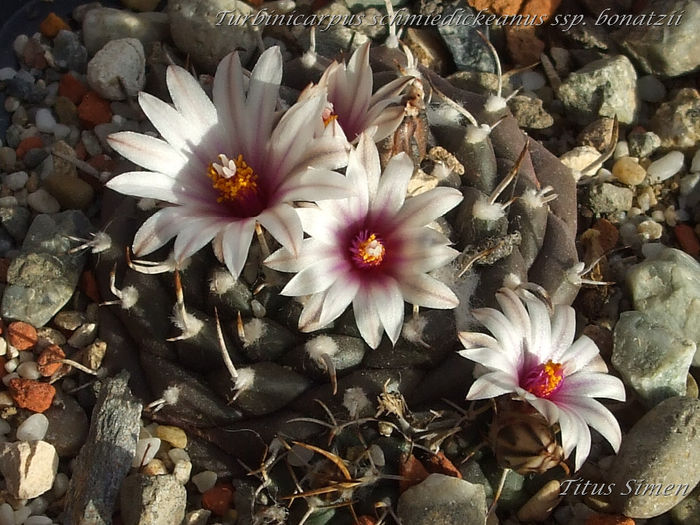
[
  {"x1": 452, "y1": 272, "x2": 480, "y2": 332},
  {"x1": 520, "y1": 188, "x2": 546, "y2": 209},
  {"x1": 91, "y1": 231, "x2": 112, "y2": 253},
  {"x1": 171, "y1": 305, "x2": 204, "y2": 339},
  {"x1": 137, "y1": 198, "x2": 157, "y2": 211},
  {"x1": 209, "y1": 267, "x2": 236, "y2": 295},
  {"x1": 472, "y1": 198, "x2": 506, "y2": 221},
  {"x1": 401, "y1": 316, "x2": 428, "y2": 345},
  {"x1": 484, "y1": 94, "x2": 507, "y2": 113},
  {"x1": 120, "y1": 286, "x2": 139, "y2": 310},
  {"x1": 242, "y1": 318, "x2": 266, "y2": 347},
  {"x1": 161, "y1": 385, "x2": 180, "y2": 405},
  {"x1": 304, "y1": 335, "x2": 339, "y2": 364},
  {"x1": 465, "y1": 124, "x2": 491, "y2": 144},
  {"x1": 427, "y1": 103, "x2": 464, "y2": 127},
  {"x1": 234, "y1": 367, "x2": 255, "y2": 392},
  {"x1": 343, "y1": 387, "x2": 372, "y2": 419}
]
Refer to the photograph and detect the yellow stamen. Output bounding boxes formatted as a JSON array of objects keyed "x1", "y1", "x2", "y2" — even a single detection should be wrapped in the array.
[
  {"x1": 323, "y1": 114, "x2": 338, "y2": 127},
  {"x1": 525, "y1": 360, "x2": 564, "y2": 398},
  {"x1": 207, "y1": 154, "x2": 259, "y2": 204},
  {"x1": 356, "y1": 234, "x2": 385, "y2": 266}
]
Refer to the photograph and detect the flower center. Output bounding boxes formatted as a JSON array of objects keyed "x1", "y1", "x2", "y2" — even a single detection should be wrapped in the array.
[
  {"x1": 207, "y1": 154, "x2": 264, "y2": 217},
  {"x1": 350, "y1": 230, "x2": 386, "y2": 268},
  {"x1": 522, "y1": 360, "x2": 564, "y2": 398},
  {"x1": 322, "y1": 104, "x2": 338, "y2": 127}
]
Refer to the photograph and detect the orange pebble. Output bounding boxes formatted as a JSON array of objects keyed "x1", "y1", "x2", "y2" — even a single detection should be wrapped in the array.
[
  {"x1": 675, "y1": 224, "x2": 700, "y2": 257},
  {"x1": 7, "y1": 321, "x2": 38, "y2": 351},
  {"x1": 201, "y1": 483, "x2": 235, "y2": 516},
  {"x1": 8, "y1": 378, "x2": 56, "y2": 413},
  {"x1": 399, "y1": 453, "x2": 430, "y2": 493},
  {"x1": 356, "y1": 517, "x2": 378, "y2": 525},
  {"x1": 78, "y1": 92, "x2": 113, "y2": 129},
  {"x1": 585, "y1": 514, "x2": 635, "y2": 525},
  {"x1": 424, "y1": 451, "x2": 462, "y2": 479},
  {"x1": 58, "y1": 73, "x2": 88, "y2": 105},
  {"x1": 16, "y1": 136, "x2": 44, "y2": 159},
  {"x1": 37, "y1": 345, "x2": 66, "y2": 377},
  {"x1": 39, "y1": 12, "x2": 71, "y2": 38}
]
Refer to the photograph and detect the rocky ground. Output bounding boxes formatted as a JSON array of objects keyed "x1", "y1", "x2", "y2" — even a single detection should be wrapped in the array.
[{"x1": 0, "y1": 0, "x2": 699, "y2": 524}]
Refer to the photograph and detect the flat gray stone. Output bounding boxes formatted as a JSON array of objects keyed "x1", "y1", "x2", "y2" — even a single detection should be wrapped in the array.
[
  {"x1": 650, "y1": 88, "x2": 700, "y2": 150},
  {"x1": 626, "y1": 246, "x2": 700, "y2": 366},
  {"x1": 64, "y1": 372, "x2": 142, "y2": 525},
  {"x1": 120, "y1": 474, "x2": 186, "y2": 525},
  {"x1": 609, "y1": 397, "x2": 700, "y2": 518},
  {"x1": 558, "y1": 55, "x2": 639, "y2": 124},
  {"x1": 397, "y1": 473, "x2": 487, "y2": 525},
  {"x1": 87, "y1": 38, "x2": 146, "y2": 100},
  {"x1": 587, "y1": 182, "x2": 634, "y2": 214},
  {"x1": 1, "y1": 211, "x2": 91, "y2": 327},
  {"x1": 82, "y1": 7, "x2": 169, "y2": 56},
  {"x1": 612, "y1": 311, "x2": 695, "y2": 407}
]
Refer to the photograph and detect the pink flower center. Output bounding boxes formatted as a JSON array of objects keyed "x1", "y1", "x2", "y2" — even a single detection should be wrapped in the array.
[
  {"x1": 208, "y1": 154, "x2": 265, "y2": 217},
  {"x1": 522, "y1": 360, "x2": 564, "y2": 398},
  {"x1": 350, "y1": 230, "x2": 386, "y2": 268}
]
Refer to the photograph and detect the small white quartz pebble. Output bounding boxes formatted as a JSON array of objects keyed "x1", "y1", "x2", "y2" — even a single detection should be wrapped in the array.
[
  {"x1": 27, "y1": 189, "x2": 60, "y2": 214},
  {"x1": 35, "y1": 108, "x2": 57, "y2": 134},
  {"x1": 191, "y1": 470, "x2": 217, "y2": 493},
  {"x1": 614, "y1": 141, "x2": 630, "y2": 160},
  {"x1": 17, "y1": 413, "x2": 49, "y2": 442},
  {"x1": 132, "y1": 437, "x2": 161, "y2": 468},
  {"x1": 168, "y1": 448, "x2": 190, "y2": 464},
  {"x1": 173, "y1": 460, "x2": 192, "y2": 485},
  {"x1": 0, "y1": 338, "x2": 6, "y2": 356},
  {"x1": 4, "y1": 171, "x2": 28, "y2": 191},
  {"x1": 647, "y1": 151, "x2": 685, "y2": 183},
  {"x1": 0, "y1": 67, "x2": 16, "y2": 81},
  {"x1": 17, "y1": 361, "x2": 41, "y2": 380},
  {"x1": 4, "y1": 359, "x2": 18, "y2": 374}
]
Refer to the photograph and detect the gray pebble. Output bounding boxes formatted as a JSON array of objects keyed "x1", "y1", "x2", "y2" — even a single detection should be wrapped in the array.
[
  {"x1": 627, "y1": 130, "x2": 661, "y2": 159},
  {"x1": 83, "y1": 8, "x2": 169, "y2": 56},
  {"x1": 587, "y1": 182, "x2": 634, "y2": 214},
  {"x1": 120, "y1": 474, "x2": 186, "y2": 525},
  {"x1": 87, "y1": 38, "x2": 146, "y2": 101},
  {"x1": 52, "y1": 30, "x2": 88, "y2": 72}
]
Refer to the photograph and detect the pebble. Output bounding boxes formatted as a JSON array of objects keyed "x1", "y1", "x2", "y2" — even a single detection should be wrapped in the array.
[
  {"x1": 0, "y1": 67, "x2": 16, "y2": 81},
  {"x1": 612, "y1": 157, "x2": 646, "y2": 186},
  {"x1": 37, "y1": 345, "x2": 65, "y2": 377},
  {"x1": 155, "y1": 425, "x2": 187, "y2": 449},
  {"x1": 120, "y1": 474, "x2": 186, "y2": 525},
  {"x1": 34, "y1": 108, "x2": 57, "y2": 134},
  {"x1": 191, "y1": 470, "x2": 217, "y2": 493},
  {"x1": 16, "y1": 136, "x2": 44, "y2": 159},
  {"x1": 647, "y1": 150, "x2": 685, "y2": 183},
  {"x1": 168, "y1": 0, "x2": 258, "y2": 72},
  {"x1": 17, "y1": 361, "x2": 41, "y2": 380},
  {"x1": 4, "y1": 171, "x2": 28, "y2": 191},
  {"x1": 53, "y1": 30, "x2": 88, "y2": 73},
  {"x1": 121, "y1": 0, "x2": 161, "y2": 11},
  {"x1": 82, "y1": 7, "x2": 169, "y2": 56},
  {"x1": 587, "y1": 183, "x2": 634, "y2": 214},
  {"x1": 78, "y1": 91, "x2": 113, "y2": 129},
  {"x1": 397, "y1": 473, "x2": 487, "y2": 525},
  {"x1": 133, "y1": 437, "x2": 161, "y2": 468},
  {"x1": 58, "y1": 74, "x2": 88, "y2": 105},
  {"x1": 637, "y1": 75, "x2": 667, "y2": 103},
  {"x1": 517, "y1": 480, "x2": 562, "y2": 522},
  {"x1": 627, "y1": 130, "x2": 661, "y2": 159},
  {"x1": 141, "y1": 458, "x2": 168, "y2": 476},
  {"x1": 8, "y1": 379, "x2": 56, "y2": 413},
  {"x1": 675, "y1": 224, "x2": 700, "y2": 257},
  {"x1": 558, "y1": 55, "x2": 639, "y2": 124},
  {"x1": 0, "y1": 420, "x2": 10, "y2": 435},
  {"x1": 27, "y1": 189, "x2": 61, "y2": 214},
  {"x1": 0, "y1": 147, "x2": 16, "y2": 171},
  {"x1": 173, "y1": 459, "x2": 192, "y2": 485},
  {"x1": 67, "y1": 322, "x2": 98, "y2": 348},
  {"x1": 613, "y1": 310, "x2": 695, "y2": 407},
  {"x1": 54, "y1": 310, "x2": 86, "y2": 330},
  {"x1": 87, "y1": 38, "x2": 146, "y2": 100},
  {"x1": 7, "y1": 321, "x2": 38, "y2": 351},
  {"x1": 628, "y1": 247, "x2": 700, "y2": 366},
  {"x1": 17, "y1": 413, "x2": 49, "y2": 441},
  {"x1": 39, "y1": 13, "x2": 71, "y2": 38},
  {"x1": 507, "y1": 95, "x2": 554, "y2": 130},
  {"x1": 637, "y1": 219, "x2": 663, "y2": 241},
  {"x1": 437, "y1": 5, "x2": 495, "y2": 73},
  {"x1": 43, "y1": 390, "x2": 89, "y2": 458},
  {"x1": 609, "y1": 397, "x2": 700, "y2": 518},
  {"x1": 651, "y1": 88, "x2": 700, "y2": 149},
  {"x1": 559, "y1": 145, "x2": 602, "y2": 180},
  {"x1": 0, "y1": 441, "x2": 58, "y2": 499}
]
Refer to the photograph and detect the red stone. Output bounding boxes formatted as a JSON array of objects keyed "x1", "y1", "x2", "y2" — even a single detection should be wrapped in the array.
[
  {"x1": 39, "y1": 13, "x2": 71, "y2": 38},
  {"x1": 674, "y1": 224, "x2": 700, "y2": 257},
  {"x1": 8, "y1": 378, "x2": 56, "y2": 413},
  {"x1": 37, "y1": 345, "x2": 66, "y2": 377},
  {"x1": 202, "y1": 483, "x2": 235, "y2": 516},
  {"x1": 58, "y1": 73, "x2": 88, "y2": 105},
  {"x1": 7, "y1": 321, "x2": 38, "y2": 351},
  {"x1": 585, "y1": 514, "x2": 635, "y2": 525},
  {"x1": 78, "y1": 92, "x2": 113, "y2": 129},
  {"x1": 399, "y1": 453, "x2": 430, "y2": 493},
  {"x1": 424, "y1": 451, "x2": 463, "y2": 478},
  {"x1": 16, "y1": 136, "x2": 44, "y2": 159}
]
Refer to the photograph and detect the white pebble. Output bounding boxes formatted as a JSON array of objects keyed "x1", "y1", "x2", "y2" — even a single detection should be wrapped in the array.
[
  {"x1": 4, "y1": 96, "x2": 20, "y2": 112},
  {"x1": 24, "y1": 515, "x2": 52, "y2": 525},
  {"x1": 691, "y1": 149, "x2": 700, "y2": 173},
  {"x1": 637, "y1": 219, "x2": 663, "y2": 241},
  {"x1": 17, "y1": 413, "x2": 49, "y2": 441},
  {"x1": 0, "y1": 338, "x2": 6, "y2": 357},
  {"x1": 173, "y1": 460, "x2": 192, "y2": 485},
  {"x1": 17, "y1": 361, "x2": 41, "y2": 380},
  {"x1": 0, "y1": 67, "x2": 16, "y2": 81},
  {"x1": 2, "y1": 372, "x2": 19, "y2": 387},
  {"x1": 4, "y1": 171, "x2": 28, "y2": 191},
  {"x1": 614, "y1": 141, "x2": 629, "y2": 159},
  {"x1": 132, "y1": 437, "x2": 161, "y2": 468},
  {"x1": 191, "y1": 470, "x2": 217, "y2": 493},
  {"x1": 168, "y1": 448, "x2": 190, "y2": 464},
  {"x1": 0, "y1": 392, "x2": 14, "y2": 407},
  {"x1": 647, "y1": 151, "x2": 684, "y2": 183},
  {"x1": 0, "y1": 419, "x2": 10, "y2": 435},
  {"x1": 27, "y1": 189, "x2": 61, "y2": 214},
  {"x1": 35, "y1": 109, "x2": 57, "y2": 134},
  {"x1": 637, "y1": 75, "x2": 666, "y2": 103},
  {"x1": 13, "y1": 35, "x2": 28, "y2": 57},
  {"x1": 651, "y1": 210, "x2": 666, "y2": 222},
  {"x1": 4, "y1": 358, "x2": 18, "y2": 374},
  {"x1": 0, "y1": 503, "x2": 12, "y2": 525}
]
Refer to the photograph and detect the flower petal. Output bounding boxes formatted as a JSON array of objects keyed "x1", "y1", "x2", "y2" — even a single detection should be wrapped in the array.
[
  {"x1": 220, "y1": 219, "x2": 256, "y2": 279},
  {"x1": 132, "y1": 207, "x2": 184, "y2": 256},
  {"x1": 466, "y1": 371, "x2": 518, "y2": 400},
  {"x1": 173, "y1": 217, "x2": 224, "y2": 262},
  {"x1": 371, "y1": 152, "x2": 413, "y2": 217},
  {"x1": 353, "y1": 287, "x2": 383, "y2": 349},
  {"x1": 394, "y1": 187, "x2": 463, "y2": 228},
  {"x1": 525, "y1": 295, "x2": 552, "y2": 360},
  {"x1": 366, "y1": 105, "x2": 406, "y2": 142},
  {"x1": 276, "y1": 168, "x2": 352, "y2": 202},
  {"x1": 458, "y1": 331, "x2": 501, "y2": 352},
  {"x1": 458, "y1": 347, "x2": 517, "y2": 375},
  {"x1": 107, "y1": 132, "x2": 189, "y2": 177},
  {"x1": 369, "y1": 278, "x2": 404, "y2": 345},
  {"x1": 167, "y1": 65, "x2": 217, "y2": 139},
  {"x1": 257, "y1": 204, "x2": 303, "y2": 257},
  {"x1": 281, "y1": 260, "x2": 340, "y2": 296},
  {"x1": 213, "y1": 51, "x2": 247, "y2": 153},
  {"x1": 138, "y1": 92, "x2": 195, "y2": 155},
  {"x1": 550, "y1": 304, "x2": 576, "y2": 361},
  {"x1": 560, "y1": 397, "x2": 622, "y2": 454},
  {"x1": 246, "y1": 47, "x2": 283, "y2": 156},
  {"x1": 265, "y1": 238, "x2": 335, "y2": 273},
  {"x1": 560, "y1": 335, "x2": 602, "y2": 375},
  {"x1": 557, "y1": 372, "x2": 626, "y2": 401},
  {"x1": 495, "y1": 288, "x2": 531, "y2": 343},
  {"x1": 399, "y1": 273, "x2": 458, "y2": 309},
  {"x1": 319, "y1": 278, "x2": 360, "y2": 327},
  {"x1": 472, "y1": 308, "x2": 520, "y2": 353},
  {"x1": 106, "y1": 171, "x2": 209, "y2": 205},
  {"x1": 299, "y1": 291, "x2": 329, "y2": 332}
]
